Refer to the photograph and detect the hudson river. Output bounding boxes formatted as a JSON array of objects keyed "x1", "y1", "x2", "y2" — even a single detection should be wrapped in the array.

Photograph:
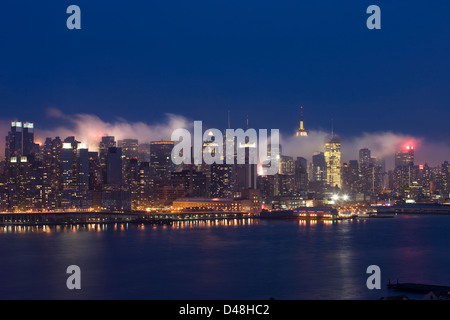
[{"x1": 1, "y1": 214, "x2": 450, "y2": 300}]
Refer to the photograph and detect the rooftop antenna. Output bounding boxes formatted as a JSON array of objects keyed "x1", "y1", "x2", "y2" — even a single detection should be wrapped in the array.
[
  {"x1": 331, "y1": 118, "x2": 334, "y2": 138},
  {"x1": 228, "y1": 109, "x2": 231, "y2": 129}
]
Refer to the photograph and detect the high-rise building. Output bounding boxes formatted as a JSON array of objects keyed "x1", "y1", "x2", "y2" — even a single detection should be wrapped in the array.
[
  {"x1": 234, "y1": 127, "x2": 257, "y2": 191},
  {"x1": 5, "y1": 121, "x2": 37, "y2": 161},
  {"x1": 118, "y1": 139, "x2": 139, "y2": 187},
  {"x1": 171, "y1": 168, "x2": 207, "y2": 198},
  {"x1": 61, "y1": 142, "x2": 74, "y2": 208},
  {"x1": 395, "y1": 145, "x2": 415, "y2": 167},
  {"x1": 88, "y1": 151, "x2": 102, "y2": 191},
  {"x1": 294, "y1": 157, "x2": 308, "y2": 193},
  {"x1": 22, "y1": 122, "x2": 35, "y2": 157},
  {"x1": 136, "y1": 162, "x2": 152, "y2": 209},
  {"x1": 75, "y1": 144, "x2": 91, "y2": 208},
  {"x1": 138, "y1": 143, "x2": 151, "y2": 163},
  {"x1": 150, "y1": 141, "x2": 174, "y2": 181},
  {"x1": 324, "y1": 135, "x2": 342, "y2": 189},
  {"x1": 106, "y1": 147, "x2": 123, "y2": 186},
  {"x1": 393, "y1": 145, "x2": 415, "y2": 198},
  {"x1": 210, "y1": 164, "x2": 233, "y2": 198},
  {"x1": 359, "y1": 148, "x2": 371, "y2": 169},
  {"x1": 118, "y1": 139, "x2": 139, "y2": 160},
  {"x1": 279, "y1": 155, "x2": 295, "y2": 175},
  {"x1": 99, "y1": 136, "x2": 116, "y2": 184},
  {"x1": 309, "y1": 152, "x2": 327, "y2": 193},
  {"x1": 5, "y1": 122, "x2": 23, "y2": 160},
  {"x1": 296, "y1": 106, "x2": 308, "y2": 137},
  {"x1": 342, "y1": 160, "x2": 360, "y2": 193}
]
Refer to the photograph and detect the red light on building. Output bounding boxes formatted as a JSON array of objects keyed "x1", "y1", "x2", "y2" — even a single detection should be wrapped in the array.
[
  {"x1": 419, "y1": 164, "x2": 424, "y2": 170},
  {"x1": 406, "y1": 146, "x2": 410, "y2": 150}
]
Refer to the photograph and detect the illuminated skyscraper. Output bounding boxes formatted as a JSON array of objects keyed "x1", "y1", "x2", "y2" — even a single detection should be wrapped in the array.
[
  {"x1": 393, "y1": 145, "x2": 415, "y2": 198},
  {"x1": 210, "y1": 164, "x2": 233, "y2": 198},
  {"x1": 324, "y1": 134, "x2": 342, "y2": 189},
  {"x1": 395, "y1": 145, "x2": 415, "y2": 167},
  {"x1": 22, "y1": 122, "x2": 35, "y2": 157},
  {"x1": 5, "y1": 122, "x2": 23, "y2": 160},
  {"x1": 296, "y1": 106, "x2": 308, "y2": 137},
  {"x1": 61, "y1": 142, "x2": 74, "y2": 208},
  {"x1": 5, "y1": 121, "x2": 37, "y2": 161}
]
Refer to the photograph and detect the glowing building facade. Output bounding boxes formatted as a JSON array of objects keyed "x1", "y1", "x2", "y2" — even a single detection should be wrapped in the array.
[{"x1": 324, "y1": 135, "x2": 341, "y2": 189}]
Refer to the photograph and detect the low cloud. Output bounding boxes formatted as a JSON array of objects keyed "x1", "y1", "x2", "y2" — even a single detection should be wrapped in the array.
[
  {"x1": 37, "y1": 108, "x2": 192, "y2": 151},
  {"x1": 1, "y1": 110, "x2": 449, "y2": 170},
  {"x1": 280, "y1": 130, "x2": 449, "y2": 170}
]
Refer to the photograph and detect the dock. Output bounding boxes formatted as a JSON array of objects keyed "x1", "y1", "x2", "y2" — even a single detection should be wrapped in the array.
[{"x1": 0, "y1": 211, "x2": 249, "y2": 226}]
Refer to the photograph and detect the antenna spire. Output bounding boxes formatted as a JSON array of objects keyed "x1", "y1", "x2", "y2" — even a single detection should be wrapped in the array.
[
  {"x1": 331, "y1": 118, "x2": 334, "y2": 138},
  {"x1": 296, "y1": 105, "x2": 308, "y2": 137}
]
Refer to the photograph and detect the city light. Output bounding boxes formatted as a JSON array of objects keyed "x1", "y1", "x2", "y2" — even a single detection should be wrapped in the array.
[{"x1": 0, "y1": 118, "x2": 448, "y2": 215}]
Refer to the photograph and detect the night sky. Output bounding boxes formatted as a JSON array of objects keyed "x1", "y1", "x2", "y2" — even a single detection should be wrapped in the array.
[{"x1": 0, "y1": 1, "x2": 449, "y2": 142}]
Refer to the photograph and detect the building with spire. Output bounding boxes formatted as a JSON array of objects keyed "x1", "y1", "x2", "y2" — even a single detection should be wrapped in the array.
[
  {"x1": 324, "y1": 120, "x2": 341, "y2": 189},
  {"x1": 296, "y1": 106, "x2": 308, "y2": 137}
]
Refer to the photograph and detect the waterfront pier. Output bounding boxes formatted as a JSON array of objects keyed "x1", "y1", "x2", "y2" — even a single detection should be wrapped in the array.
[{"x1": 0, "y1": 211, "x2": 249, "y2": 226}]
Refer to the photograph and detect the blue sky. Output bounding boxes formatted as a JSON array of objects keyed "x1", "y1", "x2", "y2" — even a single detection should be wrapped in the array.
[{"x1": 0, "y1": 0, "x2": 449, "y2": 142}]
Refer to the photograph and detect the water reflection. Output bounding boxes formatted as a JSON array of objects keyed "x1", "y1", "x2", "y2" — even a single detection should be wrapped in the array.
[
  {"x1": 0, "y1": 218, "x2": 261, "y2": 234},
  {"x1": 0, "y1": 217, "x2": 365, "y2": 234},
  {"x1": 171, "y1": 218, "x2": 259, "y2": 229},
  {"x1": 0, "y1": 223, "x2": 130, "y2": 234}
]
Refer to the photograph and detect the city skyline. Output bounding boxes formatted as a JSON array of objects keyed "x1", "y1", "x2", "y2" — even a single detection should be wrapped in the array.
[
  {"x1": 2, "y1": 113, "x2": 450, "y2": 213},
  {"x1": 0, "y1": 108, "x2": 446, "y2": 170}
]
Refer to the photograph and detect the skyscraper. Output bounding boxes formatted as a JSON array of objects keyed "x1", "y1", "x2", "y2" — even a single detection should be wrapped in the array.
[
  {"x1": 150, "y1": 141, "x2": 174, "y2": 181},
  {"x1": 106, "y1": 147, "x2": 123, "y2": 186},
  {"x1": 296, "y1": 106, "x2": 308, "y2": 137},
  {"x1": 342, "y1": 160, "x2": 360, "y2": 193},
  {"x1": 61, "y1": 142, "x2": 74, "y2": 208},
  {"x1": 324, "y1": 135, "x2": 342, "y2": 189},
  {"x1": 76, "y1": 144, "x2": 91, "y2": 208},
  {"x1": 359, "y1": 148, "x2": 371, "y2": 169},
  {"x1": 118, "y1": 139, "x2": 139, "y2": 187},
  {"x1": 395, "y1": 145, "x2": 415, "y2": 167},
  {"x1": 22, "y1": 122, "x2": 35, "y2": 157},
  {"x1": 118, "y1": 139, "x2": 139, "y2": 160},
  {"x1": 294, "y1": 157, "x2": 308, "y2": 193},
  {"x1": 99, "y1": 136, "x2": 116, "y2": 184},
  {"x1": 393, "y1": 145, "x2": 415, "y2": 198},
  {"x1": 5, "y1": 121, "x2": 37, "y2": 161},
  {"x1": 5, "y1": 122, "x2": 22, "y2": 160},
  {"x1": 210, "y1": 164, "x2": 233, "y2": 198},
  {"x1": 309, "y1": 152, "x2": 327, "y2": 193}
]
